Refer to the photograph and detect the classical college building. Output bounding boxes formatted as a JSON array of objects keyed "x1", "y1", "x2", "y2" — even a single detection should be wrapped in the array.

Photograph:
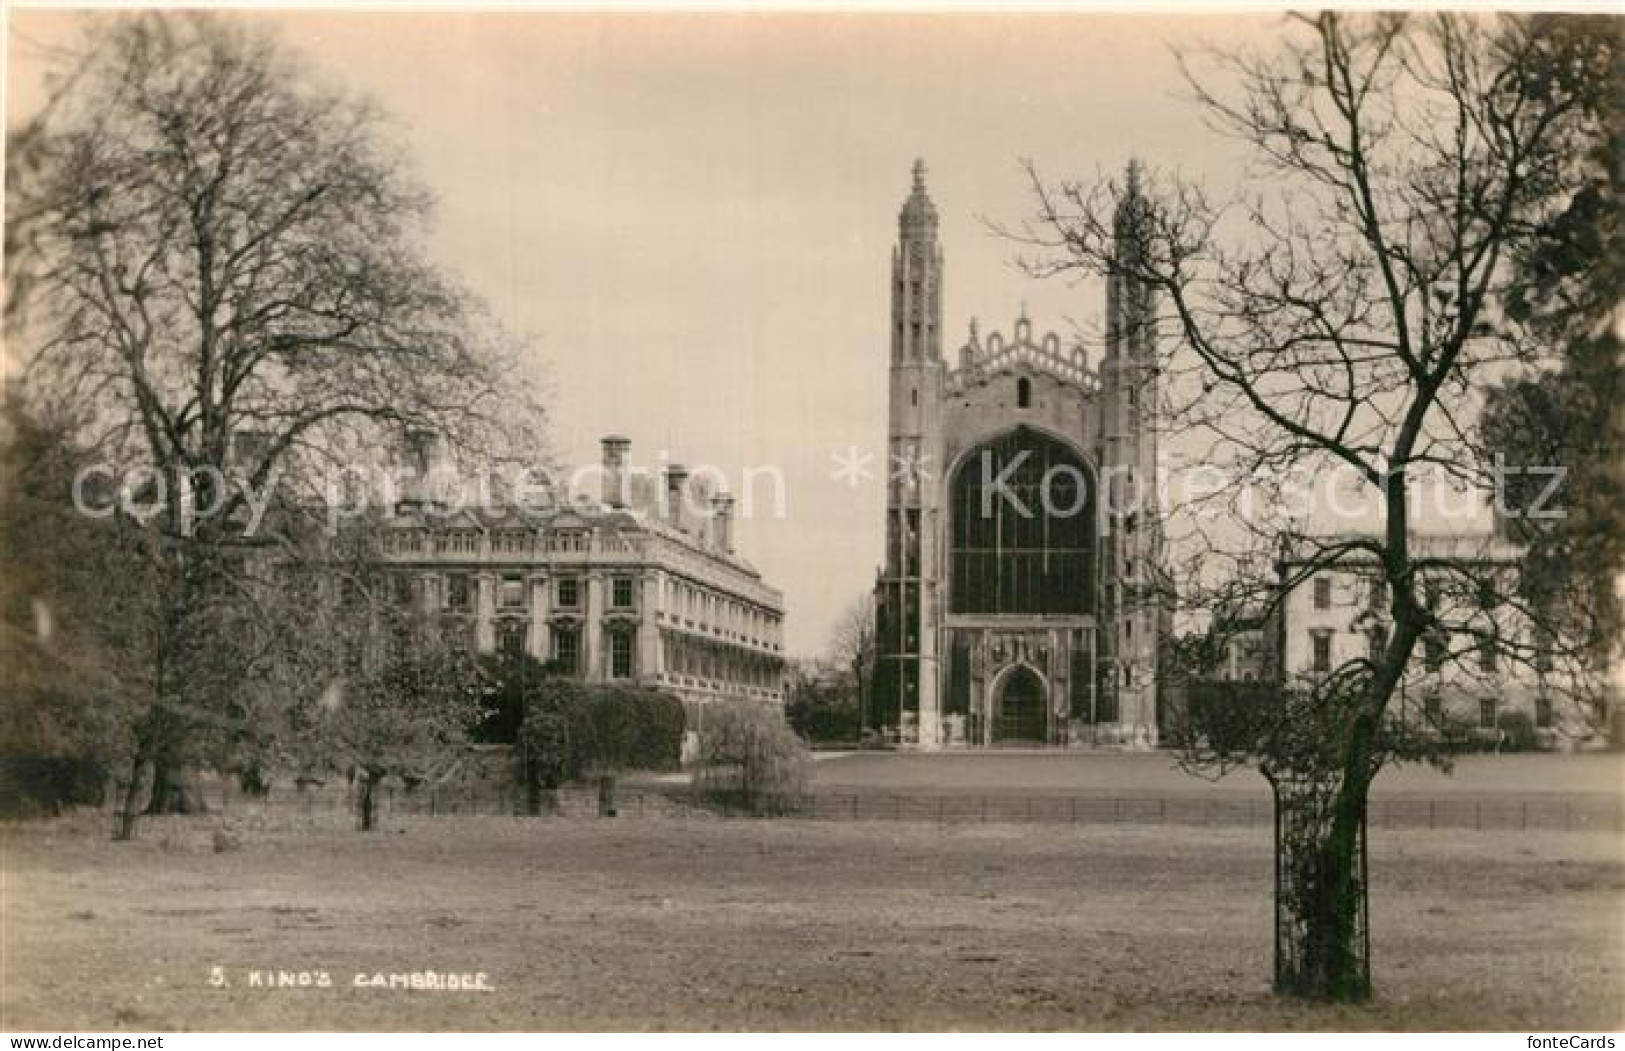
[
  {"x1": 1268, "y1": 532, "x2": 1594, "y2": 746},
  {"x1": 870, "y1": 162, "x2": 1167, "y2": 749},
  {"x1": 377, "y1": 434, "x2": 786, "y2": 718}
]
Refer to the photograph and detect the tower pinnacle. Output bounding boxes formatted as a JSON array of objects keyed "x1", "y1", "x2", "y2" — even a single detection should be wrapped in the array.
[
  {"x1": 899, "y1": 157, "x2": 939, "y2": 235},
  {"x1": 892, "y1": 159, "x2": 943, "y2": 362}
]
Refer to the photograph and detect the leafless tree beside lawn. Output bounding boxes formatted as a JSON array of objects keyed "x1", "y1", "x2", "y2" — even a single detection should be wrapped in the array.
[{"x1": 1010, "y1": 12, "x2": 1620, "y2": 1000}]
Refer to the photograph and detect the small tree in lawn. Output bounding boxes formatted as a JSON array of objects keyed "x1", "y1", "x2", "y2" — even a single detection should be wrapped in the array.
[
  {"x1": 1013, "y1": 12, "x2": 1616, "y2": 1000},
  {"x1": 514, "y1": 676, "x2": 586, "y2": 816},
  {"x1": 330, "y1": 642, "x2": 482, "y2": 831},
  {"x1": 693, "y1": 700, "x2": 811, "y2": 814}
]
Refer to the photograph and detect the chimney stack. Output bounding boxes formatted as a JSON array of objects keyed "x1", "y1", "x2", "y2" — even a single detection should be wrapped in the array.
[
  {"x1": 600, "y1": 435, "x2": 631, "y2": 508},
  {"x1": 711, "y1": 493, "x2": 736, "y2": 554},
  {"x1": 400, "y1": 427, "x2": 448, "y2": 512},
  {"x1": 664, "y1": 464, "x2": 690, "y2": 532}
]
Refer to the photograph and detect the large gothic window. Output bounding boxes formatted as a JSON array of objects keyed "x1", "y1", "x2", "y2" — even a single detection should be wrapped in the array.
[{"x1": 950, "y1": 428, "x2": 1094, "y2": 615}]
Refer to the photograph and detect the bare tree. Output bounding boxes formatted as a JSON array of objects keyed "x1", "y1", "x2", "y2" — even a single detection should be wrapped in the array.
[
  {"x1": 5, "y1": 13, "x2": 545, "y2": 831},
  {"x1": 827, "y1": 592, "x2": 877, "y2": 731},
  {"x1": 1011, "y1": 12, "x2": 1614, "y2": 1000}
]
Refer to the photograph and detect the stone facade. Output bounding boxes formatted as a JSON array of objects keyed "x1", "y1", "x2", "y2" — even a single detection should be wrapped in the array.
[
  {"x1": 1274, "y1": 533, "x2": 1588, "y2": 746},
  {"x1": 870, "y1": 161, "x2": 1166, "y2": 749},
  {"x1": 378, "y1": 436, "x2": 785, "y2": 719}
]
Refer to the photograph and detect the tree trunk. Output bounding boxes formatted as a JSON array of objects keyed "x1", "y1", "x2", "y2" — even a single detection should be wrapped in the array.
[
  {"x1": 1272, "y1": 775, "x2": 1371, "y2": 1001},
  {"x1": 238, "y1": 766, "x2": 270, "y2": 797},
  {"x1": 524, "y1": 768, "x2": 541, "y2": 816},
  {"x1": 525, "y1": 768, "x2": 560, "y2": 816},
  {"x1": 113, "y1": 748, "x2": 149, "y2": 841},
  {"x1": 357, "y1": 775, "x2": 377, "y2": 832},
  {"x1": 145, "y1": 753, "x2": 207, "y2": 815}
]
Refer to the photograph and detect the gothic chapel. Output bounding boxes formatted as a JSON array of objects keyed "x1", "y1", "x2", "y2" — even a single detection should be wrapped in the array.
[{"x1": 870, "y1": 161, "x2": 1166, "y2": 749}]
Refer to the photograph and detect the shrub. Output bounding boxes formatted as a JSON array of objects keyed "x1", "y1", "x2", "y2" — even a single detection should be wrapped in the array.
[
  {"x1": 0, "y1": 753, "x2": 108, "y2": 819},
  {"x1": 786, "y1": 682, "x2": 860, "y2": 744},
  {"x1": 514, "y1": 679, "x2": 685, "y2": 813},
  {"x1": 692, "y1": 701, "x2": 811, "y2": 814},
  {"x1": 474, "y1": 651, "x2": 550, "y2": 744},
  {"x1": 585, "y1": 686, "x2": 685, "y2": 774}
]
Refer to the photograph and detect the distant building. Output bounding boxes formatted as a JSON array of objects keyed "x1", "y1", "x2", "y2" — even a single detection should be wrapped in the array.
[
  {"x1": 1208, "y1": 604, "x2": 1277, "y2": 684},
  {"x1": 870, "y1": 160, "x2": 1167, "y2": 749},
  {"x1": 1272, "y1": 531, "x2": 1590, "y2": 746},
  {"x1": 375, "y1": 433, "x2": 786, "y2": 719}
]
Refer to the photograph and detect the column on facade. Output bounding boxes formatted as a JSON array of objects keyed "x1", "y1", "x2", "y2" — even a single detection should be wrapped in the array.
[
  {"x1": 473, "y1": 572, "x2": 496, "y2": 653},
  {"x1": 638, "y1": 571, "x2": 662, "y2": 683},
  {"x1": 526, "y1": 571, "x2": 551, "y2": 663},
  {"x1": 583, "y1": 571, "x2": 604, "y2": 681},
  {"x1": 416, "y1": 572, "x2": 440, "y2": 617},
  {"x1": 917, "y1": 505, "x2": 942, "y2": 749}
]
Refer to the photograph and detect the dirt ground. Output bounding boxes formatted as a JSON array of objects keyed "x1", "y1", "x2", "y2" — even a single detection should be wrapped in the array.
[{"x1": 3, "y1": 812, "x2": 1622, "y2": 1031}]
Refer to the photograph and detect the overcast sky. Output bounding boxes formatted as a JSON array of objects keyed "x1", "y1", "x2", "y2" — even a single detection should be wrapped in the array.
[{"x1": 8, "y1": 9, "x2": 1288, "y2": 656}]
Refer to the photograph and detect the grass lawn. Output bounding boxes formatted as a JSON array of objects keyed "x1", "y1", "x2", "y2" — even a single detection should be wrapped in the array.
[
  {"x1": 808, "y1": 750, "x2": 1625, "y2": 797},
  {"x1": 3, "y1": 811, "x2": 1621, "y2": 1031}
]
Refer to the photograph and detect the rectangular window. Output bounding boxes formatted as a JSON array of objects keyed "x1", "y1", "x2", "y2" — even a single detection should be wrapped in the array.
[
  {"x1": 611, "y1": 632, "x2": 634, "y2": 679},
  {"x1": 392, "y1": 574, "x2": 414, "y2": 607},
  {"x1": 1310, "y1": 630, "x2": 1333, "y2": 674},
  {"x1": 500, "y1": 575, "x2": 525, "y2": 609},
  {"x1": 1535, "y1": 695, "x2": 1553, "y2": 729},
  {"x1": 1368, "y1": 576, "x2": 1386, "y2": 613},
  {"x1": 446, "y1": 574, "x2": 470, "y2": 611},
  {"x1": 552, "y1": 628, "x2": 579, "y2": 676},
  {"x1": 498, "y1": 621, "x2": 526, "y2": 657},
  {"x1": 556, "y1": 577, "x2": 580, "y2": 609},
  {"x1": 612, "y1": 576, "x2": 634, "y2": 609},
  {"x1": 1313, "y1": 577, "x2": 1332, "y2": 611},
  {"x1": 1479, "y1": 697, "x2": 1497, "y2": 729}
]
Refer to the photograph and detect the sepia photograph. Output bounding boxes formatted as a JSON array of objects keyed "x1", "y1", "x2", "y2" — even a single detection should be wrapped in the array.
[{"x1": 1, "y1": 1, "x2": 1621, "y2": 1039}]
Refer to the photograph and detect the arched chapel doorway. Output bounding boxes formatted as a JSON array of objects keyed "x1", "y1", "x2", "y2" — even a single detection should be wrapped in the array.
[{"x1": 993, "y1": 666, "x2": 1048, "y2": 744}]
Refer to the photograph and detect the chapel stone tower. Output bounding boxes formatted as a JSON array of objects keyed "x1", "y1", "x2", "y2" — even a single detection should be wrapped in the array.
[
  {"x1": 870, "y1": 159, "x2": 1164, "y2": 750},
  {"x1": 1098, "y1": 162, "x2": 1163, "y2": 746},
  {"x1": 878, "y1": 159, "x2": 947, "y2": 748}
]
